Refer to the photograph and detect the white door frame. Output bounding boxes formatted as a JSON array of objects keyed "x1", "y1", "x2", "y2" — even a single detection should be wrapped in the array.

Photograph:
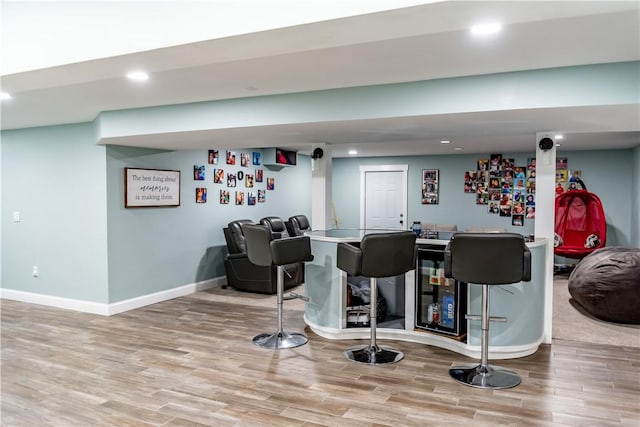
[{"x1": 359, "y1": 164, "x2": 409, "y2": 230}]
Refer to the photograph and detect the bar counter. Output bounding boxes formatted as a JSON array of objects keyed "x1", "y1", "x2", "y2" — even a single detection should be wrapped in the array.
[{"x1": 303, "y1": 229, "x2": 547, "y2": 360}]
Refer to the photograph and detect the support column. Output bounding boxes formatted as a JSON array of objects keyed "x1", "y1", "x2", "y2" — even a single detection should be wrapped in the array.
[
  {"x1": 534, "y1": 132, "x2": 557, "y2": 344},
  {"x1": 310, "y1": 143, "x2": 333, "y2": 231}
]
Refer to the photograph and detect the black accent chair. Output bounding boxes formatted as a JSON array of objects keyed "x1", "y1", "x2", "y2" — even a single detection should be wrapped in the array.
[
  {"x1": 444, "y1": 232, "x2": 531, "y2": 389},
  {"x1": 241, "y1": 223, "x2": 314, "y2": 349},
  {"x1": 287, "y1": 214, "x2": 311, "y2": 236},
  {"x1": 223, "y1": 219, "x2": 303, "y2": 294},
  {"x1": 337, "y1": 231, "x2": 417, "y2": 364},
  {"x1": 259, "y1": 216, "x2": 290, "y2": 239}
]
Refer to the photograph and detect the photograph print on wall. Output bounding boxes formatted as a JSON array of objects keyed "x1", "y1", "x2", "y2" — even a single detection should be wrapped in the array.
[
  {"x1": 235, "y1": 191, "x2": 244, "y2": 205},
  {"x1": 422, "y1": 169, "x2": 439, "y2": 204},
  {"x1": 241, "y1": 153, "x2": 250, "y2": 167},
  {"x1": 512, "y1": 214, "x2": 524, "y2": 226},
  {"x1": 208, "y1": 150, "x2": 219, "y2": 165},
  {"x1": 226, "y1": 151, "x2": 236, "y2": 165},
  {"x1": 227, "y1": 173, "x2": 236, "y2": 187},
  {"x1": 220, "y1": 190, "x2": 230, "y2": 204},
  {"x1": 194, "y1": 165, "x2": 205, "y2": 180},
  {"x1": 196, "y1": 188, "x2": 207, "y2": 203},
  {"x1": 214, "y1": 169, "x2": 224, "y2": 183}
]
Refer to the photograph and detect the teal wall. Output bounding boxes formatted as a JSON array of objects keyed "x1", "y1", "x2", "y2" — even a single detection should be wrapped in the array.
[
  {"x1": 560, "y1": 149, "x2": 634, "y2": 248},
  {"x1": 632, "y1": 145, "x2": 640, "y2": 247},
  {"x1": 1, "y1": 123, "x2": 109, "y2": 302},
  {"x1": 1, "y1": 121, "x2": 636, "y2": 306},
  {"x1": 97, "y1": 62, "x2": 640, "y2": 143},
  {"x1": 333, "y1": 153, "x2": 537, "y2": 235},
  {"x1": 106, "y1": 145, "x2": 311, "y2": 302},
  {"x1": 333, "y1": 149, "x2": 636, "y2": 246},
  {"x1": 2, "y1": 124, "x2": 311, "y2": 304},
  {"x1": 1, "y1": 61, "x2": 638, "y2": 305}
]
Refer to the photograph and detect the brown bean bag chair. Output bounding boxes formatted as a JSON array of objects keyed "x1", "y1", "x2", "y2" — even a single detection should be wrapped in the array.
[{"x1": 568, "y1": 247, "x2": 640, "y2": 324}]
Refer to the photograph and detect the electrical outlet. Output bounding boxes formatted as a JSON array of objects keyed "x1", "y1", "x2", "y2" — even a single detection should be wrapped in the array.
[
  {"x1": 32, "y1": 266, "x2": 39, "y2": 278},
  {"x1": 13, "y1": 211, "x2": 20, "y2": 222}
]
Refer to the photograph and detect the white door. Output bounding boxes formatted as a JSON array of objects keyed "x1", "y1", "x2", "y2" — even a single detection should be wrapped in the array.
[{"x1": 360, "y1": 165, "x2": 408, "y2": 230}]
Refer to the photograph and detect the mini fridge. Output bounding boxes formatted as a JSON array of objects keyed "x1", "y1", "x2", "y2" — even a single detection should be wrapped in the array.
[{"x1": 415, "y1": 246, "x2": 467, "y2": 338}]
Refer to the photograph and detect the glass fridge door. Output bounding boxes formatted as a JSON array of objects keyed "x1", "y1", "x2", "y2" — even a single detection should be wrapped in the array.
[{"x1": 415, "y1": 247, "x2": 467, "y2": 338}]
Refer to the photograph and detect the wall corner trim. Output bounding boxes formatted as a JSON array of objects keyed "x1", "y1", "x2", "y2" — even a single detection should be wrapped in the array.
[{"x1": 0, "y1": 276, "x2": 225, "y2": 316}]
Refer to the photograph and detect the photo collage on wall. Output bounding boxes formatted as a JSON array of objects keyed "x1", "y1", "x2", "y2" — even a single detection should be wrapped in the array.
[
  {"x1": 465, "y1": 153, "x2": 578, "y2": 225},
  {"x1": 421, "y1": 169, "x2": 439, "y2": 204},
  {"x1": 555, "y1": 157, "x2": 581, "y2": 195},
  {"x1": 464, "y1": 153, "x2": 536, "y2": 226},
  {"x1": 193, "y1": 149, "x2": 274, "y2": 205}
]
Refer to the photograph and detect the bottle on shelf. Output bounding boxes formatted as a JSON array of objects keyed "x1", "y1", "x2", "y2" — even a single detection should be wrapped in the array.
[
  {"x1": 440, "y1": 279, "x2": 455, "y2": 328},
  {"x1": 411, "y1": 221, "x2": 422, "y2": 237},
  {"x1": 427, "y1": 302, "x2": 440, "y2": 325}
]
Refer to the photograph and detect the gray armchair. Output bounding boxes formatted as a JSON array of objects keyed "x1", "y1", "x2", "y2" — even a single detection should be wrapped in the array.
[
  {"x1": 223, "y1": 219, "x2": 303, "y2": 294},
  {"x1": 287, "y1": 214, "x2": 311, "y2": 236},
  {"x1": 260, "y1": 216, "x2": 290, "y2": 239}
]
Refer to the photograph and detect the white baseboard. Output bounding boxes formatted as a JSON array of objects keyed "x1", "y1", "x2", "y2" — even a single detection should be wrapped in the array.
[
  {"x1": 0, "y1": 289, "x2": 111, "y2": 315},
  {"x1": 0, "y1": 276, "x2": 226, "y2": 316}
]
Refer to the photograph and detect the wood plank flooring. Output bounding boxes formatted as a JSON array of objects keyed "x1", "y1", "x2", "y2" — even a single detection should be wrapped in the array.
[{"x1": 2, "y1": 295, "x2": 639, "y2": 426}]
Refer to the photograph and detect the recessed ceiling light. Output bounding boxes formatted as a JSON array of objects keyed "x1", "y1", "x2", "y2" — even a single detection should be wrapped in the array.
[
  {"x1": 348, "y1": 150, "x2": 358, "y2": 155},
  {"x1": 470, "y1": 22, "x2": 502, "y2": 35},
  {"x1": 554, "y1": 134, "x2": 564, "y2": 140},
  {"x1": 555, "y1": 143, "x2": 561, "y2": 147},
  {"x1": 455, "y1": 147, "x2": 463, "y2": 151},
  {"x1": 126, "y1": 71, "x2": 149, "y2": 82},
  {"x1": 440, "y1": 140, "x2": 450, "y2": 144},
  {"x1": 1, "y1": 92, "x2": 12, "y2": 100}
]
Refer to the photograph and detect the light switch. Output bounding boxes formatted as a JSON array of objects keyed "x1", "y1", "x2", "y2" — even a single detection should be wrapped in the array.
[{"x1": 13, "y1": 211, "x2": 20, "y2": 222}]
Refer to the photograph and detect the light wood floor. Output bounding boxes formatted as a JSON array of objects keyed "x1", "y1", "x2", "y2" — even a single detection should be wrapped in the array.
[{"x1": 2, "y1": 295, "x2": 639, "y2": 426}]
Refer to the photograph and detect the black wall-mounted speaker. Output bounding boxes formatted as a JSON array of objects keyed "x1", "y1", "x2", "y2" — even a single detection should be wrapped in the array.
[
  {"x1": 538, "y1": 137, "x2": 554, "y2": 151},
  {"x1": 311, "y1": 147, "x2": 324, "y2": 159}
]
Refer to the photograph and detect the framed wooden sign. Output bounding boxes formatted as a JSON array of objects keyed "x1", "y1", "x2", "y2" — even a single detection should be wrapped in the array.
[{"x1": 124, "y1": 168, "x2": 181, "y2": 208}]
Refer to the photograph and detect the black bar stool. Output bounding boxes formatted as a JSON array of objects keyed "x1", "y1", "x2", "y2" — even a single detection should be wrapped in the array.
[
  {"x1": 337, "y1": 231, "x2": 416, "y2": 364},
  {"x1": 241, "y1": 223, "x2": 314, "y2": 349},
  {"x1": 444, "y1": 232, "x2": 531, "y2": 389}
]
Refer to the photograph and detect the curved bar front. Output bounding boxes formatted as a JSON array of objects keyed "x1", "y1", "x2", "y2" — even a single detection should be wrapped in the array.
[{"x1": 303, "y1": 229, "x2": 547, "y2": 360}]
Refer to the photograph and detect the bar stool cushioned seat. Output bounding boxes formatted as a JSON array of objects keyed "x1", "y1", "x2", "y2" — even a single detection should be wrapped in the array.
[
  {"x1": 337, "y1": 231, "x2": 417, "y2": 364},
  {"x1": 241, "y1": 224, "x2": 314, "y2": 349},
  {"x1": 445, "y1": 232, "x2": 531, "y2": 389}
]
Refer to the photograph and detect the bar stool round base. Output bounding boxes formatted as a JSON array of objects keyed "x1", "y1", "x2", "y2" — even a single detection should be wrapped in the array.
[
  {"x1": 252, "y1": 331, "x2": 308, "y2": 349},
  {"x1": 449, "y1": 364, "x2": 521, "y2": 389},
  {"x1": 344, "y1": 345, "x2": 404, "y2": 364}
]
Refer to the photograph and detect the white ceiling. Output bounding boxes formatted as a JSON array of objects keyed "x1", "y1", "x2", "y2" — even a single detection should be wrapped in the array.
[{"x1": 2, "y1": 1, "x2": 639, "y2": 157}]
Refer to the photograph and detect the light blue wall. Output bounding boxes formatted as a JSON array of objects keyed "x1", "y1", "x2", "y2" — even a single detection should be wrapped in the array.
[
  {"x1": 632, "y1": 145, "x2": 640, "y2": 247},
  {"x1": 1, "y1": 124, "x2": 109, "y2": 302},
  {"x1": 333, "y1": 149, "x2": 635, "y2": 245},
  {"x1": 97, "y1": 62, "x2": 640, "y2": 143},
  {"x1": 106, "y1": 146, "x2": 311, "y2": 302},
  {"x1": 1, "y1": 124, "x2": 311, "y2": 304},
  {"x1": 559, "y1": 149, "x2": 634, "y2": 247},
  {"x1": 333, "y1": 153, "x2": 535, "y2": 235}
]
